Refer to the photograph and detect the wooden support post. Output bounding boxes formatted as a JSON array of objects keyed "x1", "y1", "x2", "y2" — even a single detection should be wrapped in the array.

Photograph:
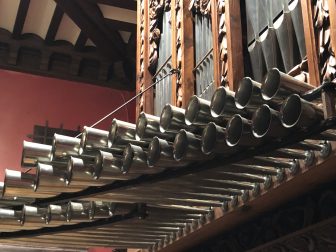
[
  {"x1": 211, "y1": 0, "x2": 221, "y2": 89},
  {"x1": 174, "y1": 0, "x2": 195, "y2": 108},
  {"x1": 301, "y1": 0, "x2": 320, "y2": 86},
  {"x1": 225, "y1": 0, "x2": 244, "y2": 91},
  {"x1": 136, "y1": 0, "x2": 153, "y2": 116}
]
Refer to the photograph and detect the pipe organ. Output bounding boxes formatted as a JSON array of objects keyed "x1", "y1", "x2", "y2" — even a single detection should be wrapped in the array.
[{"x1": 0, "y1": 0, "x2": 335, "y2": 251}]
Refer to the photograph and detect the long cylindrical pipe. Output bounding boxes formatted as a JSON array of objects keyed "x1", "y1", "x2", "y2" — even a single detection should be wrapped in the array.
[
  {"x1": 226, "y1": 114, "x2": 261, "y2": 147},
  {"x1": 280, "y1": 94, "x2": 324, "y2": 129},
  {"x1": 235, "y1": 77, "x2": 263, "y2": 110},
  {"x1": 51, "y1": 134, "x2": 80, "y2": 160},
  {"x1": 252, "y1": 104, "x2": 288, "y2": 138},
  {"x1": 108, "y1": 119, "x2": 148, "y2": 149},
  {"x1": 136, "y1": 112, "x2": 175, "y2": 141},
  {"x1": 79, "y1": 127, "x2": 109, "y2": 154},
  {"x1": 261, "y1": 68, "x2": 313, "y2": 102},
  {"x1": 210, "y1": 86, "x2": 243, "y2": 118},
  {"x1": 174, "y1": 130, "x2": 209, "y2": 161},
  {"x1": 21, "y1": 141, "x2": 52, "y2": 167}
]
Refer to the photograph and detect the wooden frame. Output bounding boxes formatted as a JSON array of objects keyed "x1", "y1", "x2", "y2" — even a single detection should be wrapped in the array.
[{"x1": 211, "y1": 0, "x2": 221, "y2": 90}]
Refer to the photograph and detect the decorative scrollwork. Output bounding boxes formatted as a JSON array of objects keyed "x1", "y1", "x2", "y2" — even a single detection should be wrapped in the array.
[
  {"x1": 218, "y1": 0, "x2": 228, "y2": 86},
  {"x1": 189, "y1": 0, "x2": 211, "y2": 16}
]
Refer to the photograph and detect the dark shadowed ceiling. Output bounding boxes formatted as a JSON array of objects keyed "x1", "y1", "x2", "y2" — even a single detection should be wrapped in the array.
[{"x1": 0, "y1": 0, "x2": 137, "y2": 90}]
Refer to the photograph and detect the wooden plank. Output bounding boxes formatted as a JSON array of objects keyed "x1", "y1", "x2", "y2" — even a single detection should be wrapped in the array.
[
  {"x1": 211, "y1": 0, "x2": 221, "y2": 89},
  {"x1": 301, "y1": 0, "x2": 320, "y2": 86},
  {"x1": 225, "y1": 0, "x2": 244, "y2": 91},
  {"x1": 328, "y1": 0, "x2": 336, "y2": 57},
  {"x1": 160, "y1": 143, "x2": 336, "y2": 251},
  {"x1": 12, "y1": 0, "x2": 30, "y2": 39}
]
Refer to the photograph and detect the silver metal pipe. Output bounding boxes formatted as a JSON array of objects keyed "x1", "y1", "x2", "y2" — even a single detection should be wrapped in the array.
[
  {"x1": 89, "y1": 201, "x2": 112, "y2": 219},
  {"x1": 122, "y1": 144, "x2": 162, "y2": 174},
  {"x1": 210, "y1": 86, "x2": 242, "y2": 118},
  {"x1": 235, "y1": 77, "x2": 263, "y2": 110},
  {"x1": 201, "y1": 122, "x2": 237, "y2": 155},
  {"x1": 229, "y1": 164, "x2": 279, "y2": 176},
  {"x1": 108, "y1": 119, "x2": 148, "y2": 149},
  {"x1": 160, "y1": 104, "x2": 199, "y2": 133},
  {"x1": 252, "y1": 104, "x2": 288, "y2": 138},
  {"x1": 21, "y1": 141, "x2": 52, "y2": 167},
  {"x1": 51, "y1": 134, "x2": 80, "y2": 160},
  {"x1": 289, "y1": 0, "x2": 306, "y2": 59},
  {"x1": 261, "y1": 148, "x2": 315, "y2": 166},
  {"x1": 261, "y1": 68, "x2": 313, "y2": 102},
  {"x1": 173, "y1": 129, "x2": 209, "y2": 161},
  {"x1": 45, "y1": 204, "x2": 68, "y2": 225},
  {"x1": 35, "y1": 163, "x2": 83, "y2": 193},
  {"x1": 79, "y1": 126, "x2": 109, "y2": 154},
  {"x1": 3, "y1": 169, "x2": 55, "y2": 198},
  {"x1": 226, "y1": 114, "x2": 261, "y2": 147},
  {"x1": 0, "y1": 208, "x2": 21, "y2": 226},
  {"x1": 239, "y1": 157, "x2": 300, "y2": 171},
  {"x1": 20, "y1": 205, "x2": 47, "y2": 226},
  {"x1": 147, "y1": 137, "x2": 189, "y2": 168},
  {"x1": 185, "y1": 96, "x2": 224, "y2": 126},
  {"x1": 66, "y1": 202, "x2": 90, "y2": 222},
  {"x1": 280, "y1": 94, "x2": 324, "y2": 129},
  {"x1": 290, "y1": 141, "x2": 332, "y2": 158}
]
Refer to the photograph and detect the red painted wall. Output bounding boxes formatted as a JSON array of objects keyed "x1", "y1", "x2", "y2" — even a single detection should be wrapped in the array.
[{"x1": 0, "y1": 69, "x2": 135, "y2": 180}]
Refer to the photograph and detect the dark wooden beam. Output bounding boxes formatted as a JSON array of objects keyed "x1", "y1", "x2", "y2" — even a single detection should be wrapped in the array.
[
  {"x1": 12, "y1": 0, "x2": 30, "y2": 39},
  {"x1": 54, "y1": 0, "x2": 125, "y2": 60},
  {"x1": 104, "y1": 18, "x2": 136, "y2": 33},
  {"x1": 45, "y1": 5, "x2": 64, "y2": 43},
  {"x1": 88, "y1": 0, "x2": 136, "y2": 11},
  {"x1": 74, "y1": 31, "x2": 88, "y2": 51}
]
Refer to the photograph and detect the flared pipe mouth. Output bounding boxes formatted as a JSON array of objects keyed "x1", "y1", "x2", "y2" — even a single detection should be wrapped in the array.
[
  {"x1": 79, "y1": 127, "x2": 88, "y2": 155},
  {"x1": 109, "y1": 119, "x2": 136, "y2": 147},
  {"x1": 147, "y1": 137, "x2": 161, "y2": 167},
  {"x1": 51, "y1": 134, "x2": 80, "y2": 160},
  {"x1": 65, "y1": 157, "x2": 75, "y2": 186},
  {"x1": 226, "y1": 115, "x2": 243, "y2": 147},
  {"x1": 252, "y1": 104, "x2": 272, "y2": 138},
  {"x1": 122, "y1": 144, "x2": 134, "y2": 173},
  {"x1": 135, "y1": 112, "x2": 148, "y2": 140},
  {"x1": 280, "y1": 94, "x2": 302, "y2": 128},
  {"x1": 235, "y1": 77, "x2": 255, "y2": 109},
  {"x1": 160, "y1": 104, "x2": 174, "y2": 132},
  {"x1": 185, "y1": 96, "x2": 201, "y2": 125},
  {"x1": 261, "y1": 68, "x2": 281, "y2": 101},
  {"x1": 210, "y1": 87, "x2": 228, "y2": 117},
  {"x1": 201, "y1": 122, "x2": 218, "y2": 155},
  {"x1": 173, "y1": 130, "x2": 188, "y2": 161}
]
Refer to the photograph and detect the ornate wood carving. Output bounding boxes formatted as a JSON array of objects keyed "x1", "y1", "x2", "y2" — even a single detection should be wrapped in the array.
[
  {"x1": 313, "y1": 0, "x2": 336, "y2": 83},
  {"x1": 218, "y1": 0, "x2": 228, "y2": 87}
]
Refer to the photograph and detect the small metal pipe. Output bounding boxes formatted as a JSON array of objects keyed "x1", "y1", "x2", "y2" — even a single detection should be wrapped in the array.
[
  {"x1": 79, "y1": 127, "x2": 109, "y2": 154},
  {"x1": 261, "y1": 68, "x2": 313, "y2": 102},
  {"x1": 20, "y1": 205, "x2": 47, "y2": 226},
  {"x1": 226, "y1": 114, "x2": 261, "y2": 147},
  {"x1": 45, "y1": 204, "x2": 68, "y2": 225},
  {"x1": 210, "y1": 86, "x2": 242, "y2": 118},
  {"x1": 108, "y1": 119, "x2": 148, "y2": 149},
  {"x1": 173, "y1": 129, "x2": 209, "y2": 161},
  {"x1": 136, "y1": 112, "x2": 175, "y2": 141},
  {"x1": 252, "y1": 104, "x2": 288, "y2": 138},
  {"x1": 235, "y1": 77, "x2": 263, "y2": 110},
  {"x1": 228, "y1": 164, "x2": 279, "y2": 176},
  {"x1": 261, "y1": 148, "x2": 315, "y2": 166},
  {"x1": 21, "y1": 141, "x2": 52, "y2": 167},
  {"x1": 51, "y1": 134, "x2": 80, "y2": 160},
  {"x1": 280, "y1": 94, "x2": 324, "y2": 129},
  {"x1": 66, "y1": 202, "x2": 90, "y2": 222},
  {"x1": 239, "y1": 157, "x2": 300, "y2": 171}
]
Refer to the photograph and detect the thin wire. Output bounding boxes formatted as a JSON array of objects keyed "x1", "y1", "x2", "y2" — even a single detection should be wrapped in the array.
[
  {"x1": 75, "y1": 69, "x2": 180, "y2": 138},
  {"x1": 23, "y1": 69, "x2": 180, "y2": 175}
]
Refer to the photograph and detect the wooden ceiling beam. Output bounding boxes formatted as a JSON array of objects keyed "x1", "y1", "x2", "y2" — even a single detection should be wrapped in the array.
[
  {"x1": 88, "y1": 0, "x2": 136, "y2": 11},
  {"x1": 54, "y1": 0, "x2": 125, "y2": 60},
  {"x1": 12, "y1": 0, "x2": 30, "y2": 39},
  {"x1": 45, "y1": 5, "x2": 64, "y2": 43},
  {"x1": 104, "y1": 19, "x2": 136, "y2": 33},
  {"x1": 74, "y1": 31, "x2": 88, "y2": 51}
]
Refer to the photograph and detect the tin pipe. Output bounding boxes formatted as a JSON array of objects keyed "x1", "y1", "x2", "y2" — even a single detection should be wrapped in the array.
[
  {"x1": 229, "y1": 164, "x2": 279, "y2": 176},
  {"x1": 79, "y1": 127, "x2": 109, "y2": 154},
  {"x1": 289, "y1": 0, "x2": 306, "y2": 59},
  {"x1": 21, "y1": 141, "x2": 52, "y2": 167},
  {"x1": 261, "y1": 68, "x2": 313, "y2": 102},
  {"x1": 226, "y1": 114, "x2": 261, "y2": 147},
  {"x1": 51, "y1": 134, "x2": 80, "y2": 160},
  {"x1": 239, "y1": 157, "x2": 300, "y2": 171},
  {"x1": 108, "y1": 119, "x2": 148, "y2": 149},
  {"x1": 20, "y1": 205, "x2": 47, "y2": 226},
  {"x1": 210, "y1": 86, "x2": 242, "y2": 118},
  {"x1": 280, "y1": 94, "x2": 324, "y2": 129},
  {"x1": 235, "y1": 77, "x2": 263, "y2": 110},
  {"x1": 0, "y1": 208, "x2": 21, "y2": 226},
  {"x1": 45, "y1": 204, "x2": 68, "y2": 225},
  {"x1": 261, "y1": 148, "x2": 315, "y2": 166},
  {"x1": 252, "y1": 104, "x2": 288, "y2": 138},
  {"x1": 66, "y1": 202, "x2": 90, "y2": 222},
  {"x1": 136, "y1": 112, "x2": 175, "y2": 141},
  {"x1": 122, "y1": 144, "x2": 162, "y2": 174},
  {"x1": 160, "y1": 104, "x2": 199, "y2": 133},
  {"x1": 290, "y1": 141, "x2": 332, "y2": 158},
  {"x1": 173, "y1": 130, "x2": 209, "y2": 161}
]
